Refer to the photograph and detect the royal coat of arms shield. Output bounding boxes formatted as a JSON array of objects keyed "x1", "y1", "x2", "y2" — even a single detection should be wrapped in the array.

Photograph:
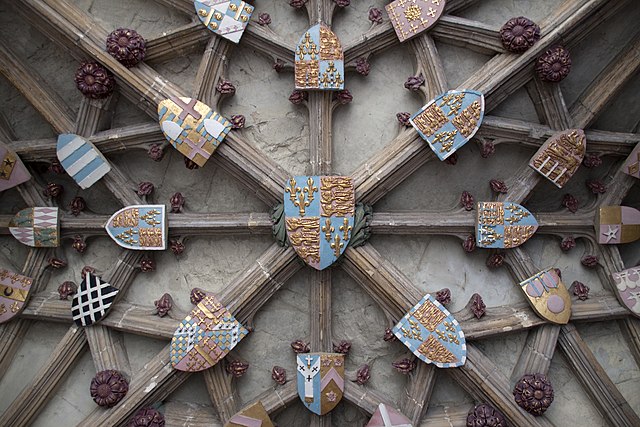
[
  {"x1": 295, "y1": 24, "x2": 344, "y2": 90},
  {"x1": 71, "y1": 272, "x2": 119, "y2": 327},
  {"x1": 56, "y1": 133, "x2": 111, "y2": 189},
  {"x1": 195, "y1": 0, "x2": 253, "y2": 44},
  {"x1": 226, "y1": 401, "x2": 274, "y2": 427},
  {"x1": 0, "y1": 269, "x2": 33, "y2": 324},
  {"x1": 158, "y1": 97, "x2": 231, "y2": 168},
  {"x1": 171, "y1": 293, "x2": 248, "y2": 372},
  {"x1": 0, "y1": 142, "x2": 30, "y2": 192},
  {"x1": 386, "y1": 0, "x2": 445, "y2": 43},
  {"x1": 410, "y1": 90, "x2": 485, "y2": 161},
  {"x1": 596, "y1": 206, "x2": 640, "y2": 244},
  {"x1": 622, "y1": 143, "x2": 639, "y2": 179},
  {"x1": 612, "y1": 266, "x2": 640, "y2": 318},
  {"x1": 366, "y1": 403, "x2": 412, "y2": 427},
  {"x1": 284, "y1": 176, "x2": 354, "y2": 270},
  {"x1": 105, "y1": 205, "x2": 167, "y2": 250},
  {"x1": 476, "y1": 201, "x2": 538, "y2": 249},
  {"x1": 529, "y1": 129, "x2": 586, "y2": 188},
  {"x1": 392, "y1": 294, "x2": 466, "y2": 368},
  {"x1": 519, "y1": 269, "x2": 571, "y2": 324},
  {"x1": 297, "y1": 353, "x2": 344, "y2": 415},
  {"x1": 9, "y1": 207, "x2": 60, "y2": 247}
]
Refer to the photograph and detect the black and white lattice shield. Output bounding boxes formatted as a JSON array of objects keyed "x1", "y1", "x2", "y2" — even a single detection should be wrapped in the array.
[{"x1": 71, "y1": 272, "x2": 119, "y2": 327}]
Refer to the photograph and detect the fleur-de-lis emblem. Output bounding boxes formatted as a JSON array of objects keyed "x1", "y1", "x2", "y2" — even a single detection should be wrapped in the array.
[
  {"x1": 322, "y1": 218, "x2": 334, "y2": 242},
  {"x1": 330, "y1": 234, "x2": 343, "y2": 258},
  {"x1": 339, "y1": 217, "x2": 352, "y2": 241}
]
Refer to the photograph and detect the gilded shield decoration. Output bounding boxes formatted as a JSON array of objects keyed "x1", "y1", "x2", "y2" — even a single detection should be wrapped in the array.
[
  {"x1": 297, "y1": 352, "x2": 344, "y2": 415},
  {"x1": 171, "y1": 293, "x2": 248, "y2": 372},
  {"x1": 194, "y1": 0, "x2": 253, "y2": 44},
  {"x1": 158, "y1": 97, "x2": 231, "y2": 167},
  {"x1": 105, "y1": 205, "x2": 167, "y2": 250},
  {"x1": 596, "y1": 206, "x2": 640, "y2": 244},
  {"x1": 57, "y1": 133, "x2": 111, "y2": 189},
  {"x1": 612, "y1": 266, "x2": 640, "y2": 317},
  {"x1": 295, "y1": 24, "x2": 344, "y2": 90},
  {"x1": 284, "y1": 176, "x2": 355, "y2": 270},
  {"x1": 622, "y1": 143, "x2": 639, "y2": 179},
  {"x1": 529, "y1": 129, "x2": 586, "y2": 188},
  {"x1": 0, "y1": 142, "x2": 30, "y2": 192},
  {"x1": 476, "y1": 201, "x2": 538, "y2": 249},
  {"x1": 226, "y1": 401, "x2": 274, "y2": 427},
  {"x1": 519, "y1": 269, "x2": 571, "y2": 324},
  {"x1": 0, "y1": 269, "x2": 33, "y2": 324},
  {"x1": 392, "y1": 293, "x2": 466, "y2": 368},
  {"x1": 366, "y1": 403, "x2": 412, "y2": 427},
  {"x1": 9, "y1": 207, "x2": 60, "y2": 247},
  {"x1": 385, "y1": 0, "x2": 446, "y2": 42},
  {"x1": 410, "y1": 89, "x2": 485, "y2": 161}
]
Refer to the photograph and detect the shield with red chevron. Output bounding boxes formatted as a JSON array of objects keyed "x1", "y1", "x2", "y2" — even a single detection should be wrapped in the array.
[{"x1": 297, "y1": 352, "x2": 344, "y2": 415}]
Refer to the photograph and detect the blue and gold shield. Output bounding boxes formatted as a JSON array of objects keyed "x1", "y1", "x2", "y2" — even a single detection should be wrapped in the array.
[
  {"x1": 297, "y1": 353, "x2": 344, "y2": 415},
  {"x1": 295, "y1": 24, "x2": 344, "y2": 90},
  {"x1": 476, "y1": 201, "x2": 538, "y2": 249},
  {"x1": 195, "y1": 0, "x2": 253, "y2": 44},
  {"x1": 393, "y1": 294, "x2": 466, "y2": 368},
  {"x1": 105, "y1": 205, "x2": 167, "y2": 250},
  {"x1": 410, "y1": 89, "x2": 485, "y2": 160},
  {"x1": 284, "y1": 176, "x2": 354, "y2": 270}
]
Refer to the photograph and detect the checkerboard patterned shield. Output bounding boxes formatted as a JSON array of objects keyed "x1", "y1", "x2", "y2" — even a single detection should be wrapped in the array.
[{"x1": 71, "y1": 272, "x2": 119, "y2": 327}]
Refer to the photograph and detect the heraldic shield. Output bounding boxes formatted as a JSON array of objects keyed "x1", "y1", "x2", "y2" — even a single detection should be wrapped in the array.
[
  {"x1": 393, "y1": 294, "x2": 466, "y2": 368},
  {"x1": 158, "y1": 97, "x2": 231, "y2": 168},
  {"x1": 71, "y1": 272, "x2": 119, "y2": 327},
  {"x1": 612, "y1": 266, "x2": 640, "y2": 317},
  {"x1": 297, "y1": 353, "x2": 344, "y2": 415},
  {"x1": 9, "y1": 207, "x2": 60, "y2": 247},
  {"x1": 0, "y1": 142, "x2": 30, "y2": 192},
  {"x1": 519, "y1": 269, "x2": 571, "y2": 324},
  {"x1": 295, "y1": 24, "x2": 344, "y2": 90},
  {"x1": 284, "y1": 176, "x2": 355, "y2": 270},
  {"x1": 171, "y1": 293, "x2": 248, "y2": 372},
  {"x1": 366, "y1": 403, "x2": 412, "y2": 427},
  {"x1": 0, "y1": 269, "x2": 33, "y2": 324},
  {"x1": 596, "y1": 206, "x2": 640, "y2": 244},
  {"x1": 529, "y1": 129, "x2": 586, "y2": 188},
  {"x1": 194, "y1": 0, "x2": 254, "y2": 44},
  {"x1": 410, "y1": 89, "x2": 484, "y2": 161},
  {"x1": 57, "y1": 133, "x2": 111, "y2": 189},
  {"x1": 225, "y1": 401, "x2": 274, "y2": 427},
  {"x1": 385, "y1": 0, "x2": 446, "y2": 43},
  {"x1": 622, "y1": 143, "x2": 639, "y2": 179},
  {"x1": 105, "y1": 205, "x2": 167, "y2": 250},
  {"x1": 476, "y1": 201, "x2": 538, "y2": 249}
]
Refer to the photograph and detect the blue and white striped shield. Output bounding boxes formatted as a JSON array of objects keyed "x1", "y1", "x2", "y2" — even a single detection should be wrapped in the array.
[{"x1": 57, "y1": 134, "x2": 111, "y2": 189}]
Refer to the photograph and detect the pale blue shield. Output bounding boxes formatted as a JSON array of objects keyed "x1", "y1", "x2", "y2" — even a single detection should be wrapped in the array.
[
  {"x1": 297, "y1": 353, "x2": 344, "y2": 415},
  {"x1": 410, "y1": 89, "x2": 485, "y2": 160},
  {"x1": 393, "y1": 294, "x2": 466, "y2": 368},
  {"x1": 295, "y1": 24, "x2": 344, "y2": 90},
  {"x1": 476, "y1": 201, "x2": 538, "y2": 249},
  {"x1": 57, "y1": 134, "x2": 111, "y2": 189}
]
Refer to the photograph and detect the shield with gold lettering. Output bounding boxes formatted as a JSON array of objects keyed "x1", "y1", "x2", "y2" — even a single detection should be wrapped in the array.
[
  {"x1": 596, "y1": 206, "x2": 640, "y2": 244},
  {"x1": 226, "y1": 401, "x2": 274, "y2": 427},
  {"x1": 385, "y1": 0, "x2": 446, "y2": 43},
  {"x1": 622, "y1": 143, "x2": 639, "y2": 179},
  {"x1": 612, "y1": 266, "x2": 640, "y2": 318},
  {"x1": 171, "y1": 293, "x2": 248, "y2": 372},
  {"x1": 295, "y1": 24, "x2": 344, "y2": 90},
  {"x1": 410, "y1": 89, "x2": 484, "y2": 161},
  {"x1": 297, "y1": 353, "x2": 344, "y2": 415},
  {"x1": 519, "y1": 269, "x2": 571, "y2": 324},
  {"x1": 529, "y1": 129, "x2": 586, "y2": 188},
  {"x1": 0, "y1": 269, "x2": 33, "y2": 324},
  {"x1": 9, "y1": 207, "x2": 59, "y2": 247},
  {"x1": 0, "y1": 142, "x2": 30, "y2": 192},
  {"x1": 284, "y1": 176, "x2": 354, "y2": 270},
  {"x1": 158, "y1": 97, "x2": 231, "y2": 167},
  {"x1": 105, "y1": 205, "x2": 167, "y2": 250},
  {"x1": 392, "y1": 294, "x2": 466, "y2": 368},
  {"x1": 476, "y1": 201, "x2": 538, "y2": 249},
  {"x1": 195, "y1": 0, "x2": 253, "y2": 44}
]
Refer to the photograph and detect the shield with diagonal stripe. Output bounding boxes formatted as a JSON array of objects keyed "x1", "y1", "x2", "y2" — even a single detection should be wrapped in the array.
[
  {"x1": 71, "y1": 272, "x2": 119, "y2": 327},
  {"x1": 9, "y1": 207, "x2": 60, "y2": 247},
  {"x1": 225, "y1": 401, "x2": 274, "y2": 427},
  {"x1": 297, "y1": 352, "x2": 344, "y2": 415},
  {"x1": 0, "y1": 268, "x2": 33, "y2": 324},
  {"x1": 57, "y1": 133, "x2": 111, "y2": 189}
]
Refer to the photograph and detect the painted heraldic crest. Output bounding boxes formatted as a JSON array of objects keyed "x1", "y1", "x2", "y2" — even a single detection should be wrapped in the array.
[
  {"x1": 476, "y1": 201, "x2": 538, "y2": 249},
  {"x1": 393, "y1": 294, "x2": 466, "y2": 368},
  {"x1": 295, "y1": 24, "x2": 344, "y2": 90},
  {"x1": 225, "y1": 401, "x2": 274, "y2": 427},
  {"x1": 56, "y1": 133, "x2": 111, "y2": 189},
  {"x1": 171, "y1": 293, "x2": 248, "y2": 372},
  {"x1": 105, "y1": 205, "x2": 167, "y2": 250},
  {"x1": 0, "y1": 269, "x2": 33, "y2": 324},
  {"x1": 297, "y1": 353, "x2": 344, "y2": 415},
  {"x1": 612, "y1": 266, "x2": 640, "y2": 318},
  {"x1": 385, "y1": 0, "x2": 445, "y2": 43},
  {"x1": 9, "y1": 207, "x2": 60, "y2": 248},
  {"x1": 519, "y1": 269, "x2": 572, "y2": 325},
  {"x1": 366, "y1": 403, "x2": 413, "y2": 427},
  {"x1": 528, "y1": 129, "x2": 586, "y2": 188},
  {"x1": 284, "y1": 176, "x2": 355, "y2": 270},
  {"x1": 596, "y1": 206, "x2": 640, "y2": 245},
  {"x1": 0, "y1": 142, "x2": 30, "y2": 192},
  {"x1": 622, "y1": 143, "x2": 639, "y2": 179},
  {"x1": 71, "y1": 272, "x2": 119, "y2": 327},
  {"x1": 195, "y1": 0, "x2": 253, "y2": 44},
  {"x1": 410, "y1": 89, "x2": 484, "y2": 161}
]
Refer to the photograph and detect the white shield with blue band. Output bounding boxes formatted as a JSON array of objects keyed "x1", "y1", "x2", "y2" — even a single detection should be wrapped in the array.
[
  {"x1": 297, "y1": 353, "x2": 344, "y2": 415},
  {"x1": 393, "y1": 293, "x2": 466, "y2": 368},
  {"x1": 57, "y1": 134, "x2": 111, "y2": 189},
  {"x1": 410, "y1": 89, "x2": 484, "y2": 161},
  {"x1": 476, "y1": 201, "x2": 538, "y2": 249},
  {"x1": 284, "y1": 176, "x2": 354, "y2": 270},
  {"x1": 195, "y1": 0, "x2": 253, "y2": 44}
]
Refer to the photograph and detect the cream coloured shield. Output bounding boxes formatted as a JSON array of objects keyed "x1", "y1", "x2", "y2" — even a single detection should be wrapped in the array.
[
  {"x1": 0, "y1": 142, "x2": 30, "y2": 192},
  {"x1": 476, "y1": 201, "x2": 538, "y2": 249},
  {"x1": 529, "y1": 129, "x2": 586, "y2": 188},
  {"x1": 297, "y1": 353, "x2": 344, "y2": 415},
  {"x1": 519, "y1": 269, "x2": 571, "y2": 324},
  {"x1": 0, "y1": 269, "x2": 33, "y2": 324},
  {"x1": 105, "y1": 205, "x2": 167, "y2": 250}
]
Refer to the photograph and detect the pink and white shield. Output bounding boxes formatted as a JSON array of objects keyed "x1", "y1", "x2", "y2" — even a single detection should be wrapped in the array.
[
  {"x1": 366, "y1": 403, "x2": 413, "y2": 427},
  {"x1": 0, "y1": 142, "x2": 30, "y2": 192},
  {"x1": 612, "y1": 266, "x2": 640, "y2": 318},
  {"x1": 0, "y1": 268, "x2": 33, "y2": 324},
  {"x1": 9, "y1": 207, "x2": 60, "y2": 247}
]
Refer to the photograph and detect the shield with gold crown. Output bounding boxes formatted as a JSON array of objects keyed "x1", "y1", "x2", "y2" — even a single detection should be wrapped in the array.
[
  {"x1": 284, "y1": 176, "x2": 354, "y2": 270},
  {"x1": 393, "y1": 293, "x2": 466, "y2": 368},
  {"x1": 297, "y1": 353, "x2": 344, "y2": 415},
  {"x1": 476, "y1": 201, "x2": 538, "y2": 249}
]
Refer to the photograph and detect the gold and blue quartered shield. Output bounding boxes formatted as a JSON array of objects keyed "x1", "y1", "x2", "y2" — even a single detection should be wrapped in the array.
[
  {"x1": 105, "y1": 205, "x2": 167, "y2": 250},
  {"x1": 284, "y1": 176, "x2": 354, "y2": 270},
  {"x1": 410, "y1": 89, "x2": 484, "y2": 161},
  {"x1": 295, "y1": 24, "x2": 344, "y2": 90},
  {"x1": 476, "y1": 201, "x2": 538, "y2": 249},
  {"x1": 393, "y1": 294, "x2": 466, "y2": 368},
  {"x1": 297, "y1": 353, "x2": 344, "y2": 415}
]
